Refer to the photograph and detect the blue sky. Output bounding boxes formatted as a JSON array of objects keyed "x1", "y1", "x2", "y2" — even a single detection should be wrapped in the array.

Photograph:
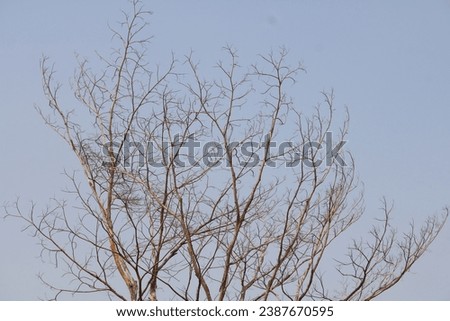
[{"x1": 1, "y1": 0, "x2": 450, "y2": 300}]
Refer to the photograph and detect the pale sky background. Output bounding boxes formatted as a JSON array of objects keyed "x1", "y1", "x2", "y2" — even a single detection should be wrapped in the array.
[{"x1": 1, "y1": 0, "x2": 450, "y2": 300}]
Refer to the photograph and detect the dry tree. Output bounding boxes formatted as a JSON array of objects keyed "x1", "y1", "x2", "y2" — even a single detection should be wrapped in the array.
[{"x1": 5, "y1": 0, "x2": 447, "y2": 301}]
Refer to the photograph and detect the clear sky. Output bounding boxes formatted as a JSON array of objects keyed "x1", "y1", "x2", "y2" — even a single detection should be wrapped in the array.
[{"x1": 1, "y1": 0, "x2": 450, "y2": 300}]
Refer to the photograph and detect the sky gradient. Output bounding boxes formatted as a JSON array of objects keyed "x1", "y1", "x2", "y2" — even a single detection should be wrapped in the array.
[{"x1": 1, "y1": 0, "x2": 450, "y2": 300}]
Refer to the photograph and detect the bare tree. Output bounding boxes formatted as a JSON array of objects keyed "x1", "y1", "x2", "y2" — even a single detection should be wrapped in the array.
[{"x1": 6, "y1": 0, "x2": 447, "y2": 301}]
